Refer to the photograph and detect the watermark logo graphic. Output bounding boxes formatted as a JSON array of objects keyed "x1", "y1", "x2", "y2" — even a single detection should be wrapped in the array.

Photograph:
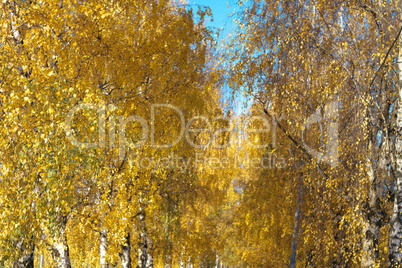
[
  {"x1": 301, "y1": 101, "x2": 339, "y2": 166},
  {"x1": 150, "y1": 104, "x2": 185, "y2": 149},
  {"x1": 63, "y1": 103, "x2": 236, "y2": 160},
  {"x1": 64, "y1": 102, "x2": 107, "y2": 149},
  {"x1": 63, "y1": 101, "x2": 338, "y2": 168}
]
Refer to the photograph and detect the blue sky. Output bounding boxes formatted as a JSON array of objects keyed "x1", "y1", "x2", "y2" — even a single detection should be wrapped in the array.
[
  {"x1": 190, "y1": 0, "x2": 248, "y2": 114},
  {"x1": 191, "y1": 0, "x2": 238, "y2": 39}
]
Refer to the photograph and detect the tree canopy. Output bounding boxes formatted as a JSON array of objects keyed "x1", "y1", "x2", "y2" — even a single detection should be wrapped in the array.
[{"x1": 1, "y1": 0, "x2": 402, "y2": 267}]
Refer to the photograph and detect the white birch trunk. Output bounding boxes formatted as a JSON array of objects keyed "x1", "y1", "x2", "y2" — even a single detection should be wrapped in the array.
[
  {"x1": 390, "y1": 99, "x2": 402, "y2": 265},
  {"x1": 215, "y1": 253, "x2": 220, "y2": 268},
  {"x1": 179, "y1": 258, "x2": 185, "y2": 268},
  {"x1": 51, "y1": 240, "x2": 71, "y2": 268},
  {"x1": 39, "y1": 254, "x2": 44, "y2": 268},
  {"x1": 137, "y1": 210, "x2": 153, "y2": 268},
  {"x1": 100, "y1": 230, "x2": 108, "y2": 268},
  {"x1": 137, "y1": 210, "x2": 147, "y2": 268},
  {"x1": 390, "y1": 125, "x2": 402, "y2": 266},
  {"x1": 187, "y1": 256, "x2": 193, "y2": 268},
  {"x1": 361, "y1": 156, "x2": 380, "y2": 267},
  {"x1": 179, "y1": 251, "x2": 186, "y2": 268},
  {"x1": 120, "y1": 233, "x2": 132, "y2": 268},
  {"x1": 389, "y1": 9, "x2": 402, "y2": 265},
  {"x1": 164, "y1": 254, "x2": 172, "y2": 268},
  {"x1": 146, "y1": 249, "x2": 153, "y2": 268},
  {"x1": 50, "y1": 217, "x2": 71, "y2": 268}
]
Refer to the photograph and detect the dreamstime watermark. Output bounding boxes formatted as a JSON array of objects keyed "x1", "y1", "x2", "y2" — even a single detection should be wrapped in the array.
[{"x1": 63, "y1": 101, "x2": 339, "y2": 168}]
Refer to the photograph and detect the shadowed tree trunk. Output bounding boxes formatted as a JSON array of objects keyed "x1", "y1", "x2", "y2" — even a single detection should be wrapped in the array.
[
  {"x1": 120, "y1": 233, "x2": 132, "y2": 268},
  {"x1": 290, "y1": 175, "x2": 303, "y2": 268},
  {"x1": 13, "y1": 241, "x2": 34, "y2": 268}
]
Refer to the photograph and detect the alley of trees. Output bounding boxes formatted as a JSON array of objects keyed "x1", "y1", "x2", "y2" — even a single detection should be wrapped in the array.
[{"x1": 1, "y1": 0, "x2": 402, "y2": 267}]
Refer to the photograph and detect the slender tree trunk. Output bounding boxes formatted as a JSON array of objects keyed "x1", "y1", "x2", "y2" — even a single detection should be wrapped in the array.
[
  {"x1": 179, "y1": 251, "x2": 186, "y2": 268},
  {"x1": 137, "y1": 221, "x2": 147, "y2": 268},
  {"x1": 51, "y1": 238, "x2": 71, "y2": 268},
  {"x1": 179, "y1": 258, "x2": 185, "y2": 268},
  {"x1": 137, "y1": 236, "x2": 147, "y2": 268},
  {"x1": 390, "y1": 100, "x2": 402, "y2": 266},
  {"x1": 137, "y1": 210, "x2": 153, "y2": 268},
  {"x1": 164, "y1": 254, "x2": 172, "y2": 268},
  {"x1": 146, "y1": 247, "x2": 153, "y2": 268},
  {"x1": 120, "y1": 233, "x2": 132, "y2": 268},
  {"x1": 100, "y1": 230, "x2": 108, "y2": 268},
  {"x1": 13, "y1": 242, "x2": 34, "y2": 268},
  {"x1": 39, "y1": 254, "x2": 44, "y2": 268},
  {"x1": 389, "y1": 14, "x2": 402, "y2": 266},
  {"x1": 290, "y1": 175, "x2": 303, "y2": 268},
  {"x1": 390, "y1": 133, "x2": 402, "y2": 266},
  {"x1": 187, "y1": 256, "x2": 193, "y2": 268},
  {"x1": 51, "y1": 218, "x2": 71, "y2": 268},
  {"x1": 13, "y1": 254, "x2": 34, "y2": 268},
  {"x1": 215, "y1": 253, "x2": 221, "y2": 268},
  {"x1": 361, "y1": 157, "x2": 379, "y2": 267}
]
